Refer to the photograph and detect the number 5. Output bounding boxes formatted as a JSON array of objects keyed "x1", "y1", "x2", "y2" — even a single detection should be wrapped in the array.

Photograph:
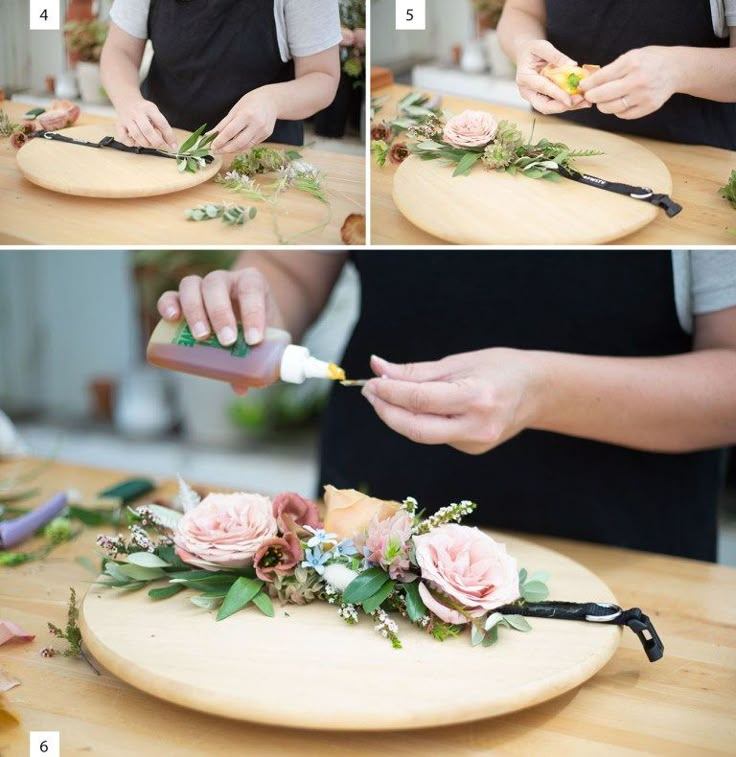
[{"x1": 406, "y1": 9, "x2": 414, "y2": 21}]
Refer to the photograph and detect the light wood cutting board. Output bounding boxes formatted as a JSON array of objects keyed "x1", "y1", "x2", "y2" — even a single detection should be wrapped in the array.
[
  {"x1": 80, "y1": 533, "x2": 621, "y2": 731},
  {"x1": 16, "y1": 125, "x2": 223, "y2": 198},
  {"x1": 392, "y1": 121, "x2": 673, "y2": 246}
]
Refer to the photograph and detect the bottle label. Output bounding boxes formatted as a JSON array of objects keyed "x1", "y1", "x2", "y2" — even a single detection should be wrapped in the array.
[{"x1": 173, "y1": 323, "x2": 251, "y2": 358}]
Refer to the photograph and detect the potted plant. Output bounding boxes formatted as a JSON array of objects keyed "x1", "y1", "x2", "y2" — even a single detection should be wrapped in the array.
[
  {"x1": 472, "y1": 0, "x2": 514, "y2": 79},
  {"x1": 64, "y1": 19, "x2": 108, "y2": 103}
]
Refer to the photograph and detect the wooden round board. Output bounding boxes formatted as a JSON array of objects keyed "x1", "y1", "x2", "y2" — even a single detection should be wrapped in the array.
[
  {"x1": 80, "y1": 533, "x2": 621, "y2": 731},
  {"x1": 392, "y1": 121, "x2": 672, "y2": 245},
  {"x1": 16, "y1": 125, "x2": 223, "y2": 198}
]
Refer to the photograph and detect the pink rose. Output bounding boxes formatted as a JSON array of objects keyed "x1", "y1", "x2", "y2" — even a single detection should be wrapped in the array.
[
  {"x1": 364, "y1": 510, "x2": 414, "y2": 580},
  {"x1": 36, "y1": 109, "x2": 70, "y2": 132},
  {"x1": 272, "y1": 492, "x2": 321, "y2": 536},
  {"x1": 174, "y1": 492, "x2": 277, "y2": 571},
  {"x1": 443, "y1": 110, "x2": 498, "y2": 149},
  {"x1": 414, "y1": 525, "x2": 519, "y2": 625},
  {"x1": 253, "y1": 532, "x2": 303, "y2": 582}
]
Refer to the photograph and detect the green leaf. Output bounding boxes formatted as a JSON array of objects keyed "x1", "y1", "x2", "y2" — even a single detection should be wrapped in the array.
[
  {"x1": 115, "y1": 563, "x2": 166, "y2": 581},
  {"x1": 403, "y1": 581, "x2": 427, "y2": 623},
  {"x1": 147, "y1": 504, "x2": 183, "y2": 530},
  {"x1": 156, "y1": 546, "x2": 186, "y2": 567},
  {"x1": 190, "y1": 595, "x2": 224, "y2": 610},
  {"x1": 285, "y1": 149, "x2": 303, "y2": 161},
  {"x1": 148, "y1": 584, "x2": 185, "y2": 600},
  {"x1": 343, "y1": 567, "x2": 391, "y2": 605},
  {"x1": 179, "y1": 123, "x2": 207, "y2": 154},
  {"x1": 521, "y1": 580, "x2": 549, "y2": 603},
  {"x1": 528, "y1": 571, "x2": 550, "y2": 584},
  {"x1": 167, "y1": 569, "x2": 220, "y2": 581},
  {"x1": 67, "y1": 505, "x2": 112, "y2": 526},
  {"x1": 518, "y1": 568, "x2": 528, "y2": 584},
  {"x1": 503, "y1": 614, "x2": 533, "y2": 632},
  {"x1": 485, "y1": 612, "x2": 506, "y2": 631},
  {"x1": 362, "y1": 580, "x2": 396, "y2": 614},
  {"x1": 252, "y1": 591, "x2": 275, "y2": 617},
  {"x1": 482, "y1": 625, "x2": 499, "y2": 647},
  {"x1": 75, "y1": 555, "x2": 99, "y2": 575},
  {"x1": 127, "y1": 552, "x2": 171, "y2": 569},
  {"x1": 104, "y1": 562, "x2": 135, "y2": 584},
  {"x1": 452, "y1": 152, "x2": 482, "y2": 178},
  {"x1": 471, "y1": 623, "x2": 485, "y2": 647},
  {"x1": 216, "y1": 577, "x2": 264, "y2": 621}
]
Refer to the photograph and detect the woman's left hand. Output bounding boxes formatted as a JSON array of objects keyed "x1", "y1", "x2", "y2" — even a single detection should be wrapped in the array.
[
  {"x1": 361, "y1": 351, "x2": 543, "y2": 455},
  {"x1": 210, "y1": 88, "x2": 278, "y2": 154},
  {"x1": 579, "y1": 46, "x2": 680, "y2": 120}
]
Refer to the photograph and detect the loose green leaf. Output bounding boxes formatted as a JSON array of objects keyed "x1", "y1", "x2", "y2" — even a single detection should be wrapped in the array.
[
  {"x1": 148, "y1": 584, "x2": 185, "y2": 600},
  {"x1": 403, "y1": 581, "x2": 427, "y2": 622},
  {"x1": 343, "y1": 567, "x2": 391, "y2": 605},
  {"x1": 126, "y1": 552, "x2": 171, "y2": 569},
  {"x1": 252, "y1": 591, "x2": 275, "y2": 617},
  {"x1": 216, "y1": 577, "x2": 264, "y2": 621},
  {"x1": 362, "y1": 579, "x2": 396, "y2": 614}
]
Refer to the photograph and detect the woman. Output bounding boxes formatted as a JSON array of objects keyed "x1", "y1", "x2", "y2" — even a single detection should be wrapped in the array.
[
  {"x1": 497, "y1": 0, "x2": 736, "y2": 148},
  {"x1": 100, "y1": 0, "x2": 342, "y2": 152},
  {"x1": 156, "y1": 251, "x2": 736, "y2": 562}
]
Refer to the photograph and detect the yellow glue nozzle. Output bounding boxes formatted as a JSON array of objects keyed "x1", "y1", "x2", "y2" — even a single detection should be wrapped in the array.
[{"x1": 327, "y1": 363, "x2": 347, "y2": 382}]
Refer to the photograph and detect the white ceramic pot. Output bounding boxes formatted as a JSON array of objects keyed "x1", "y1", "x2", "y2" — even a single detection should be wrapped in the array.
[
  {"x1": 54, "y1": 71, "x2": 79, "y2": 100},
  {"x1": 484, "y1": 30, "x2": 516, "y2": 79},
  {"x1": 114, "y1": 369, "x2": 174, "y2": 439},
  {"x1": 174, "y1": 374, "x2": 243, "y2": 448},
  {"x1": 76, "y1": 61, "x2": 108, "y2": 104},
  {"x1": 461, "y1": 39, "x2": 488, "y2": 74}
]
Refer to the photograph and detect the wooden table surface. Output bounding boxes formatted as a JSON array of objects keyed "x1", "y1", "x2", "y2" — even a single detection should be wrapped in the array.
[
  {"x1": 2, "y1": 458, "x2": 735, "y2": 756},
  {"x1": 371, "y1": 85, "x2": 736, "y2": 247},
  {"x1": 0, "y1": 102, "x2": 365, "y2": 247}
]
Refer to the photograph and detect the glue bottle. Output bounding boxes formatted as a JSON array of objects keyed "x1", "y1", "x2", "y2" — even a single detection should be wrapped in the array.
[{"x1": 147, "y1": 319, "x2": 345, "y2": 387}]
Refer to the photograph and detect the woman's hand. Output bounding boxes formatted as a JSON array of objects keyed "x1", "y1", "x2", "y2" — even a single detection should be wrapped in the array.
[
  {"x1": 361, "y1": 351, "x2": 543, "y2": 455},
  {"x1": 157, "y1": 268, "x2": 285, "y2": 394},
  {"x1": 515, "y1": 39, "x2": 590, "y2": 115},
  {"x1": 116, "y1": 96, "x2": 178, "y2": 151},
  {"x1": 210, "y1": 89, "x2": 278, "y2": 154},
  {"x1": 580, "y1": 47, "x2": 680, "y2": 120}
]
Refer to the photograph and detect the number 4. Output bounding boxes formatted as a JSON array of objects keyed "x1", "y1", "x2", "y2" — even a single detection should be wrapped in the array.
[{"x1": 40, "y1": 9, "x2": 48, "y2": 20}]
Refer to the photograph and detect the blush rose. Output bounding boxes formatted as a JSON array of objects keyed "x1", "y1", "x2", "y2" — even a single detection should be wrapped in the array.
[
  {"x1": 413, "y1": 524, "x2": 519, "y2": 624},
  {"x1": 272, "y1": 492, "x2": 321, "y2": 536},
  {"x1": 174, "y1": 492, "x2": 277, "y2": 571},
  {"x1": 443, "y1": 110, "x2": 498, "y2": 148}
]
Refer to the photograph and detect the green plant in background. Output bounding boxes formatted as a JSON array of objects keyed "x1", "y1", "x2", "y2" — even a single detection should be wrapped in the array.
[
  {"x1": 472, "y1": 0, "x2": 507, "y2": 29},
  {"x1": 340, "y1": 0, "x2": 366, "y2": 84},
  {"x1": 64, "y1": 20, "x2": 108, "y2": 63}
]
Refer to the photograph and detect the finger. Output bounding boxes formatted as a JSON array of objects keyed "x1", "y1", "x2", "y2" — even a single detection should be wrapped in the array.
[
  {"x1": 364, "y1": 393, "x2": 459, "y2": 446},
  {"x1": 147, "y1": 107, "x2": 178, "y2": 151},
  {"x1": 135, "y1": 115, "x2": 166, "y2": 149},
  {"x1": 370, "y1": 355, "x2": 448, "y2": 383},
  {"x1": 231, "y1": 384, "x2": 249, "y2": 396},
  {"x1": 363, "y1": 379, "x2": 469, "y2": 417},
  {"x1": 157, "y1": 291, "x2": 182, "y2": 321},
  {"x1": 525, "y1": 74, "x2": 576, "y2": 106},
  {"x1": 525, "y1": 91, "x2": 573, "y2": 115},
  {"x1": 216, "y1": 123, "x2": 262, "y2": 155},
  {"x1": 211, "y1": 112, "x2": 248, "y2": 152},
  {"x1": 582, "y1": 78, "x2": 630, "y2": 105},
  {"x1": 178, "y1": 275, "x2": 211, "y2": 340},
  {"x1": 201, "y1": 271, "x2": 239, "y2": 346},
  {"x1": 615, "y1": 103, "x2": 650, "y2": 120},
  {"x1": 124, "y1": 120, "x2": 152, "y2": 148},
  {"x1": 596, "y1": 96, "x2": 636, "y2": 116},
  {"x1": 529, "y1": 40, "x2": 577, "y2": 68},
  {"x1": 117, "y1": 124, "x2": 135, "y2": 146},
  {"x1": 579, "y1": 57, "x2": 629, "y2": 91},
  {"x1": 235, "y1": 269, "x2": 268, "y2": 345}
]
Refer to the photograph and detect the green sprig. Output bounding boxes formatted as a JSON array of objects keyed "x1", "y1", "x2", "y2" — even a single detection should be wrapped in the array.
[{"x1": 173, "y1": 124, "x2": 217, "y2": 174}]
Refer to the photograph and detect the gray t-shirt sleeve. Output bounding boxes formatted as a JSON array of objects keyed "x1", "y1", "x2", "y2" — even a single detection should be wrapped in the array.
[
  {"x1": 711, "y1": 0, "x2": 736, "y2": 36},
  {"x1": 672, "y1": 250, "x2": 736, "y2": 333},
  {"x1": 110, "y1": 0, "x2": 150, "y2": 39}
]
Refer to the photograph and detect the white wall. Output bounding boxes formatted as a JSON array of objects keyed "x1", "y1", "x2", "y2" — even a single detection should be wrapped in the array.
[
  {"x1": 0, "y1": 250, "x2": 139, "y2": 417},
  {"x1": 372, "y1": 0, "x2": 476, "y2": 68}
]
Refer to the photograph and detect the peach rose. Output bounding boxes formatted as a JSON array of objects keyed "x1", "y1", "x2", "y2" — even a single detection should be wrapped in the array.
[
  {"x1": 36, "y1": 109, "x2": 70, "y2": 132},
  {"x1": 443, "y1": 110, "x2": 498, "y2": 148},
  {"x1": 414, "y1": 525, "x2": 519, "y2": 624},
  {"x1": 174, "y1": 492, "x2": 277, "y2": 571},
  {"x1": 323, "y1": 486, "x2": 401, "y2": 544}
]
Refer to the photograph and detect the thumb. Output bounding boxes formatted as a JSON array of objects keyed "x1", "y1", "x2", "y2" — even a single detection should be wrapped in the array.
[
  {"x1": 370, "y1": 355, "x2": 445, "y2": 383},
  {"x1": 537, "y1": 40, "x2": 577, "y2": 68}
]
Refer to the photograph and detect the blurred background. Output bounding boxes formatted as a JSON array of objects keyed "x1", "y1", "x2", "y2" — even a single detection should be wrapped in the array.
[
  {"x1": 0, "y1": 0, "x2": 365, "y2": 150},
  {"x1": 372, "y1": 0, "x2": 524, "y2": 107},
  {"x1": 0, "y1": 250, "x2": 735, "y2": 566}
]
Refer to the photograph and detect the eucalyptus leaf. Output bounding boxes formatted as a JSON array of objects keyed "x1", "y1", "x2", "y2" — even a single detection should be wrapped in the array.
[
  {"x1": 528, "y1": 571, "x2": 550, "y2": 584},
  {"x1": 115, "y1": 563, "x2": 166, "y2": 581},
  {"x1": 216, "y1": 577, "x2": 264, "y2": 621},
  {"x1": 518, "y1": 568, "x2": 528, "y2": 584},
  {"x1": 485, "y1": 612, "x2": 506, "y2": 631},
  {"x1": 252, "y1": 591, "x2": 275, "y2": 617},
  {"x1": 403, "y1": 581, "x2": 427, "y2": 623},
  {"x1": 482, "y1": 625, "x2": 499, "y2": 647},
  {"x1": 362, "y1": 579, "x2": 396, "y2": 614},
  {"x1": 148, "y1": 584, "x2": 185, "y2": 600},
  {"x1": 521, "y1": 580, "x2": 549, "y2": 603},
  {"x1": 343, "y1": 567, "x2": 391, "y2": 605},
  {"x1": 147, "y1": 504, "x2": 183, "y2": 530},
  {"x1": 126, "y1": 552, "x2": 171, "y2": 569},
  {"x1": 104, "y1": 562, "x2": 135, "y2": 584},
  {"x1": 191, "y1": 595, "x2": 225, "y2": 610},
  {"x1": 75, "y1": 555, "x2": 99, "y2": 575},
  {"x1": 503, "y1": 614, "x2": 533, "y2": 632},
  {"x1": 471, "y1": 623, "x2": 485, "y2": 647}
]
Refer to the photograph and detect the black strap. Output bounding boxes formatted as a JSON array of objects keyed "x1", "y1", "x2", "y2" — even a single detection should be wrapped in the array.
[
  {"x1": 496, "y1": 601, "x2": 665, "y2": 662},
  {"x1": 557, "y1": 165, "x2": 682, "y2": 218},
  {"x1": 31, "y1": 131, "x2": 214, "y2": 164}
]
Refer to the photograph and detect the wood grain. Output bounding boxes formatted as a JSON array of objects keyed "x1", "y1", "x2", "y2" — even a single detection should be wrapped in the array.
[
  {"x1": 1, "y1": 459, "x2": 735, "y2": 755},
  {"x1": 16, "y1": 125, "x2": 223, "y2": 198},
  {"x1": 372, "y1": 85, "x2": 736, "y2": 247},
  {"x1": 0, "y1": 102, "x2": 366, "y2": 246}
]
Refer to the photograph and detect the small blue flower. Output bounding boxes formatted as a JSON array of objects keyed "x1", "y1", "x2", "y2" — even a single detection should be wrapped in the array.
[
  {"x1": 301, "y1": 547, "x2": 330, "y2": 575},
  {"x1": 334, "y1": 539, "x2": 358, "y2": 558},
  {"x1": 303, "y1": 526, "x2": 339, "y2": 549},
  {"x1": 361, "y1": 544, "x2": 377, "y2": 571}
]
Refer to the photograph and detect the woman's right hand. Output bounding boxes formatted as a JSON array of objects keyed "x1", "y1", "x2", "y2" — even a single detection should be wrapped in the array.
[
  {"x1": 157, "y1": 268, "x2": 285, "y2": 394},
  {"x1": 515, "y1": 40, "x2": 591, "y2": 115},
  {"x1": 116, "y1": 97, "x2": 178, "y2": 151}
]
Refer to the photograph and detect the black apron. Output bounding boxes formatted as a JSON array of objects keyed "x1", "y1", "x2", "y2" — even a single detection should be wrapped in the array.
[
  {"x1": 318, "y1": 252, "x2": 723, "y2": 562},
  {"x1": 142, "y1": 0, "x2": 303, "y2": 144},
  {"x1": 546, "y1": 0, "x2": 736, "y2": 150}
]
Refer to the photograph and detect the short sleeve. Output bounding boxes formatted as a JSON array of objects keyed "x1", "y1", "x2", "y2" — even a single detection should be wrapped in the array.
[
  {"x1": 726, "y1": 0, "x2": 736, "y2": 27},
  {"x1": 691, "y1": 250, "x2": 736, "y2": 316},
  {"x1": 109, "y1": 0, "x2": 151, "y2": 40},
  {"x1": 283, "y1": 0, "x2": 342, "y2": 59}
]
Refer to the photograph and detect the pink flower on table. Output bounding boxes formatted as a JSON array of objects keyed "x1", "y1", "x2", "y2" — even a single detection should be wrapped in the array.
[
  {"x1": 272, "y1": 492, "x2": 321, "y2": 536},
  {"x1": 443, "y1": 110, "x2": 498, "y2": 149},
  {"x1": 174, "y1": 492, "x2": 277, "y2": 571},
  {"x1": 364, "y1": 510, "x2": 414, "y2": 580},
  {"x1": 253, "y1": 532, "x2": 303, "y2": 582},
  {"x1": 414, "y1": 524, "x2": 519, "y2": 625}
]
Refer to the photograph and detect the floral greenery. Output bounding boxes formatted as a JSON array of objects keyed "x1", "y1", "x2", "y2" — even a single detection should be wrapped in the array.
[
  {"x1": 185, "y1": 202, "x2": 257, "y2": 226},
  {"x1": 92, "y1": 481, "x2": 549, "y2": 651},
  {"x1": 64, "y1": 20, "x2": 108, "y2": 63},
  {"x1": 340, "y1": 0, "x2": 366, "y2": 82},
  {"x1": 41, "y1": 588, "x2": 99, "y2": 674},
  {"x1": 174, "y1": 124, "x2": 217, "y2": 174},
  {"x1": 721, "y1": 171, "x2": 736, "y2": 210}
]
